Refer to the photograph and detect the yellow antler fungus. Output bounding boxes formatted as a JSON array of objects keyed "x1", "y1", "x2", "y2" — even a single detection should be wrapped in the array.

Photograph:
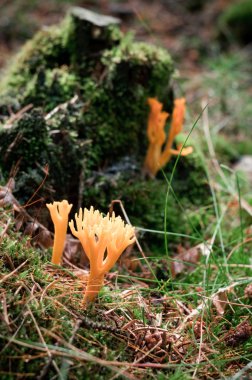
[
  {"x1": 46, "y1": 200, "x2": 72, "y2": 265},
  {"x1": 69, "y1": 206, "x2": 136, "y2": 305},
  {"x1": 144, "y1": 97, "x2": 193, "y2": 177}
]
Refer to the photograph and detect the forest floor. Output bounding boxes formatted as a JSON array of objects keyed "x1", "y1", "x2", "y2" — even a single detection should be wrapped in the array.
[{"x1": 0, "y1": 0, "x2": 252, "y2": 379}]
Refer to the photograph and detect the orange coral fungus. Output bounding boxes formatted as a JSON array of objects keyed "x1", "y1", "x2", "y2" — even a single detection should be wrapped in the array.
[
  {"x1": 69, "y1": 206, "x2": 136, "y2": 305},
  {"x1": 144, "y1": 97, "x2": 192, "y2": 177},
  {"x1": 46, "y1": 200, "x2": 72, "y2": 265}
]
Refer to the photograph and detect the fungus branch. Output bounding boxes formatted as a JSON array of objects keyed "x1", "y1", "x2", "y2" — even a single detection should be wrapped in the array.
[
  {"x1": 144, "y1": 97, "x2": 193, "y2": 177},
  {"x1": 69, "y1": 207, "x2": 136, "y2": 305},
  {"x1": 46, "y1": 200, "x2": 73, "y2": 265}
]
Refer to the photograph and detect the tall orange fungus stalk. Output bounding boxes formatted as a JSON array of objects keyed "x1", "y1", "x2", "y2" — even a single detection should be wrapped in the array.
[
  {"x1": 144, "y1": 97, "x2": 193, "y2": 177},
  {"x1": 46, "y1": 200, "x2": 73, "y2": 265}
]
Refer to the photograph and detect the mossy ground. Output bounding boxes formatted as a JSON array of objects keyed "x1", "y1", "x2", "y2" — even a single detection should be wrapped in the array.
[
  {"x1": 1, "y1": 182, "x2": 252, "y2": 379},
  {"x1": 0, "y1": 222, "x2": 124, "y2": 379}
]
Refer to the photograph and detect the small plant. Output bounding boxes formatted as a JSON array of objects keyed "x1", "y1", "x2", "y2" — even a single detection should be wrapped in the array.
[{"x1": 144, "y1": 97, "x2": 193, "y2": 177}]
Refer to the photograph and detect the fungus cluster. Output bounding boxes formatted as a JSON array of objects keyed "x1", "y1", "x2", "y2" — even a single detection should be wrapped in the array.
[
  {"x1": 47, "y1": 201, "x2": 136, "y2": 305},
  {"x1": 144, "y1": 97, "x2": 193, "y2": 177}
]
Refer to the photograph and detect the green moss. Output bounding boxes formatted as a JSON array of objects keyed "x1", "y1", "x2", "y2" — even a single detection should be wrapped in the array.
[
  {"x1": 1, "y1": 23, "x2": 68, "y2": 92},
  {"x1": 213, "y1": 134, "x2": 240, "y2": 163},
  {"x1": 218, "y1": 0, "x2": 252, "y2": 44},
  {"x1": 102, "y1": 38, "x2": 174, "y2": 100},
  {"x1": 23, "y1": 67, "x2": 78, "y2": 111},
  {"x1": 0, "y1": 108, "x2": 49, "y2": 174},
  {"x1": 0, "y1": 108, "x2": 51, "y2": 204},
  {"x1": 80, "y1": 40, "x2": 174, "y2": 165},
  {"x1": 0, "y1": 94, "x2": 20, "y2": 117},
  {"x1": 0, "y1": 105, "x2": 83, "y2": 204}
]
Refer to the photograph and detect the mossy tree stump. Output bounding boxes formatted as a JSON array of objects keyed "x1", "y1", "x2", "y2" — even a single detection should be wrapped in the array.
[{"x1": 0, "y1": 7, "x2": 209, "y2": 245}]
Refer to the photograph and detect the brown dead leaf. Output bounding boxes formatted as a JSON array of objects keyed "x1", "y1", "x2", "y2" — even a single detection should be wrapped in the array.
[
  {"x1": 31, "y1": 229, "x2": 53, "y2": 249},
  {"x1": 171, "y1": 245, "x2": 201, "y2": 278},
  {"x1": 191, "y1": 319, "x2": 206, "y2": 339},
  {"x1": 71, "y1": 268, "x2": 89, "y2": 281},
  {"x1": 0, "y1": 179, "x2": 15, "y2": 207},
  {"x1": 212, "y1": 291, "x2": 228, "y2": 315},
  {"x1": 64, "y1": 234, "x2": 88, "y2": 267}
]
